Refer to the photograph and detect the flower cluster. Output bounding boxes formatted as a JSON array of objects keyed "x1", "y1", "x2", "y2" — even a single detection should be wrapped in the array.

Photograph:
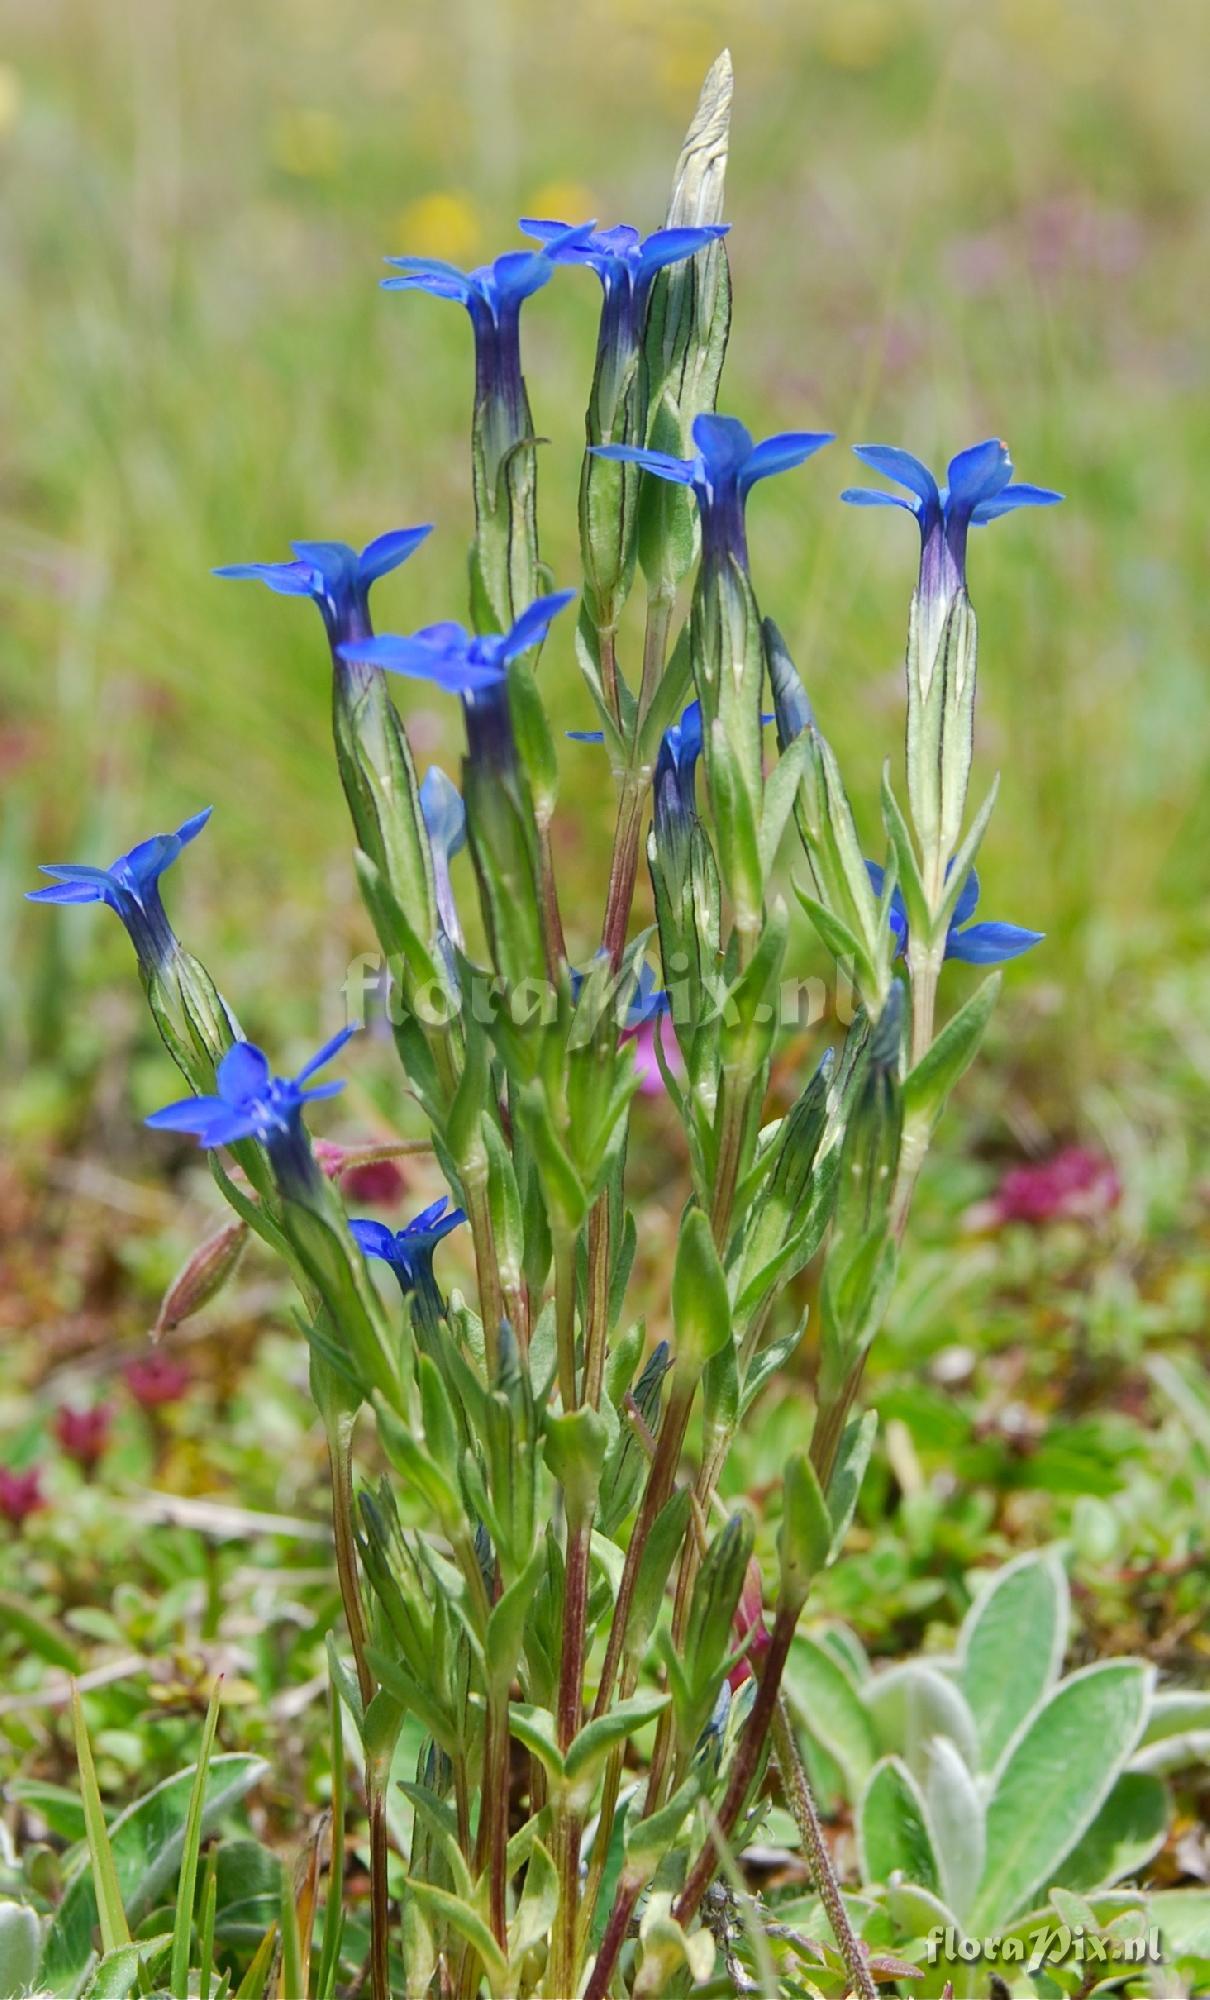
[{"x1": 21, "y1": 67, "x2": 1068, "y2": 2000}]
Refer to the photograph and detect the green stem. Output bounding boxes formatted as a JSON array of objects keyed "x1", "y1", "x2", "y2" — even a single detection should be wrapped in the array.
[
  {"x1": 592, "y1": 1377, "x2": 696, "y2": 1721},
  {"x1": 601, "y1": 775, "x2": 646, "y2": 971},
  {"x1": 771, "y1": 1698, "x2": 876, "y2": 2000},
  {"x1": 674, "y1": 1600, "x2": 798, "y2": 1928},
  {"x1": 327, "y1": 1423, "x2": 390, "y2": 2000}
]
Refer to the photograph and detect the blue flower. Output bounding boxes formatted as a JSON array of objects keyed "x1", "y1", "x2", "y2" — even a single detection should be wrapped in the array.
[
  {"x1": 866, "y1": 862, "x2": 1043, "y2": 966},
  {"x1": 214, "y1": 527, "x2": 432, "y2": 651},
  {"x1": 520, "y1": 218, "x2": 728, "y2": 380},
  {"x1": 147, "y1": 1029, "x2": 354, "y2": 1198},
  {"x1": 342, "y1": 591, "x2": 575, "y2": 771},
  {"x1": 842, "y1": 440, "x2": 1061, "y2": 649},
  {"x1": 592, "y1": 413, "x2": 833, "y2": 572},
  {"x1": 342, "y1": 591, "x2": 574, "y2": 696},
  {"x1": 383, "y1": 237, "x2": 583, "y2": 439},
  {"x1": 27, "y1": 808, "x2": 212, "y2": 975},
  {"x1": 350, "y1": 1197, "x2": 466, "y2": 1313},
  {"x1": 419, "y1": 767, "x2": 466, "y2": 949}
]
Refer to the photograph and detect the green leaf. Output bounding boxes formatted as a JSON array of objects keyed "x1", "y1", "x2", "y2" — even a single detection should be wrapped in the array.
[
  {"x1": 959, "y1": 1552, "x2": 1068, "y2": 1771},
  {"x1": 903, "y1": 972, "x2": 1001, "y2": 1129},
  {"x1": 564, "y1": 1691, "x2": 670, "y2": 1790},
  {"x1": 864, "y1": 1662, "x2": 979, "y2": 1781},
  {"x1": 826, "y1": 1410, "x2": 877, "y2": 1560},
  {"x1": 924, "y1": 1738, "x2": 985, "y2": 1926},
  {"x1": 672, "y1": 1206, "x2": 731, "y2": 1375},
  {"x1": 778, "y1": 1451, "x2": 832, "y2": 1610},
  {"x1": 0, "y1": 1902, "x2": 41, "y2": 1999},
  {"x1": 405, "y1": 1883, "x2": 508, "y2": 1989},
  {"x1": 508, "y1": 1838, "x2": 558, "y2": 1969},
  {"x1": 79, "y1": 1935, "x2": 173, "y2": 1999},
  {"x1": 782, "y1": 1634, "x2": 879, "y2": 1799},
  {"x1": 626, "y1": 1489, "x2": 692, "y2": 1662},
  {"x1": 71, "y1": 1685, "x2": 131, "y2": 1957},
  {"x1": 792, "y1": 885, "x2": 875, "y2": 992},
  {"x1": 39, "y1": 1754, "x2": 268, "y2": 1997},
  {"x1": 970, "y1": 1660, "x2": 1153, "y2": 1928},
  {"x1": 1053, "y1": 1772, "x2": 1170, "y2": 1894},
  {"x1": 485, "y1": 1545, "x2": 545, "y2": 1695},
  {"x1": 857, "y1": 1756, "x2": 941, "y2": 1896},
  {"x1": 170, "y1": 1679, "x2": 223, "y2": 1999}
]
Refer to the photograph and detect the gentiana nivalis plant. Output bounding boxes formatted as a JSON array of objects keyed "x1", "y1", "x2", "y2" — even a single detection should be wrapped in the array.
[{"x1": 27, "y1": 50, "x2": 1075, "y2": 2000}]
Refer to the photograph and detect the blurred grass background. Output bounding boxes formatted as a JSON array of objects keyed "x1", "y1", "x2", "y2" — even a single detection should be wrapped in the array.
[{"x1": 2, "y1": 0, "x2": 1209, "y2": 1137}]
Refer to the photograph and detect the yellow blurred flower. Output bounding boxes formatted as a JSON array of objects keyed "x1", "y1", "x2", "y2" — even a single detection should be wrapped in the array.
[
  {"x1": 0, "y1": 64, "x2": 22, "y2": 138},
  {"x1": 523, "y1": 179, "x2": 597, "y2": 224},
  {"x1": 394, "y1": 190, "x2": 482, "y2": 263},
  {"x1": 271, "y1": 107, "x2": 343, "y2": 180}
]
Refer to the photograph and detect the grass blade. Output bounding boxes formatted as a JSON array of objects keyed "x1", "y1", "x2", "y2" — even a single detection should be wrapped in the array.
[
  {"x1": 170, "y1": 1678, "x2": 223, "y2": 2000},
  {"x1": 70, "y1": 1681, "x2": 131, "y2": 1956}
]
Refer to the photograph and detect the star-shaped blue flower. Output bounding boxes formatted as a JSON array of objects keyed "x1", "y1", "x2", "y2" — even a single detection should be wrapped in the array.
[
  {"x1": 592, "y1": 413, "x2": 832, "y2": 572},
  {"x1": 349, "y1": 1197, "x2": 467, "y2": 1309},
  {"x1": 866, "y1": 862, "x2": 1043, "y2": 966},
  {"x1": 842, "y1": 440, "x2": 1061, "y2": 641},
  {"x1": 383, "y1": 236, "x2": 584, "y2": 432},
  {"x1": 521, "y1": 217, "x2": 728, "y2": 369},
  {"x1": 341, "y1": 590, "x2": 574, "y2": 697},
  {"x1": 214, "y1": 528, "x2": 432, "y2": 651},
  {"x1": 27, "y1": 808, "x2": 212, "y2": 975},
  {"x1": 147, "y1": 1030, "x2": 353, "y2": 1148},
  {"x1": 343, "y1": 591, "x2": 574, "y2": 773}
]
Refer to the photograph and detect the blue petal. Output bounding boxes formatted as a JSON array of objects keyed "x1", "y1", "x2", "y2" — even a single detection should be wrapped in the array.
[
  {"x1": 34, "y1": 861, "x2": 112, "y2": 887},
  {"x1": 340, "y1": 635, "x2": 501, "y2": 692},
  {"x1": 566, "y1": 730, "x2": 606, "y2": 744},
  {"x1": 488, "y1": 248, "x2": 557, "y2": 307},
  {"x1": 175, "y1": 807, "x2": 214, "y2": 848},
  {"x1": 145, "y1": 1093, "x2": 227, "y2": 1133},
  {"x1": 840, "y1": 487, "x2": 916, "y2": 512},
  {"x1": 358, "y1": 525, "x2": 434, "y2": 583},
  {"x1": 295, "y1": 1025, "x2": 356, "y2": 1086},
  {"x1": 971, "y1": 483, "x2": 1064, "y2": 524},
  {"x1": 945, "y1": 920, "x2": 1044, "y2": 964},
  {"x1": 945, "y1": 439, "x2": 1012, "y2": 514},
  {"x1": 27, "y1": 880, "x2": 106, "y2": 905},
  {"x1": 190, "y1": 1107, "x2": 263, "y2": 1147},
  {"x1": 951, "y1": 866, "x2": 980, "y2": 927},
  {"x1": 740, "y1": 430, "x2": 834, "y2": 492},
  {"x1": 518, "y1": 216, "x2": 574, "y2": 242},
  {"x1": 691, "y1": 413, "x2": 755, "y2": 480},
  {"x1": 217, "y1": 1042, "x2": 272, "y2": 1105},
  {"x1": 589, "y1": 443, "x2": 694, "y2": 484},
  {"x1": 121, "y1": 833, "x2": 180, "y2": 885},
  {"x1": 850, "y1": 445, "x2": 939, "y2": 505},
  {"x1": 409, "y1": 1195, "x2": 466, "y2": 1240},
  {"x1": 420, "y1": 766, "x2": 466, "y2": 857},
  {"x1": 502, "y1": 589, "x2": 576, "y2": 661},
  {"x1": 350, "y1": 1218, "x2": 399, "y2": 1262},
  {"x1": 297, "y1": 1079, "x2": 345, "y2": 1105},
  {"x1": 381, "y1": 259, "x2": 473, "y2": 305},
  {"x1": 637, "y1": 224, "x2": 729, "y2": 277},
  {"x1": 678, "y1": 700, "x2": 703, "y2": 762},
  {"x1": 866, "y1": 860, "x2": 909, "y2": 944},
  {"x1": 213, "y1": 561, "x2": 316, "y2": 597}
]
